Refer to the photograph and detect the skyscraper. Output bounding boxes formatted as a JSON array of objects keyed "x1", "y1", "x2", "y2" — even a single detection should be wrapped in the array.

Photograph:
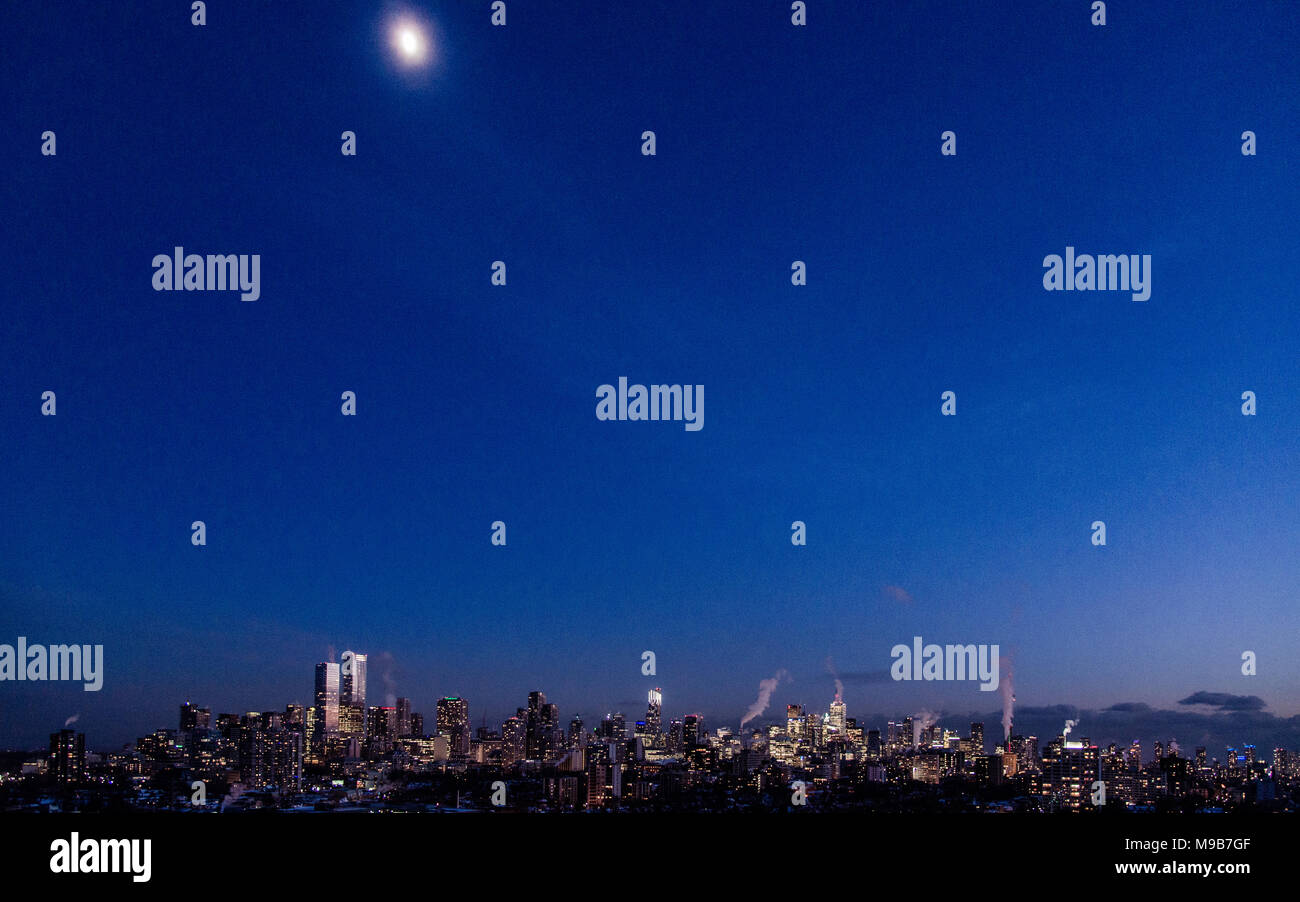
[
  {"x1": 646, "y1": 688, "x2": 663, "y2": 744},
  {"x1": 437, "y1": 697, "x2": 470, "y2": 756},
  {"x1": 827, "y1": 695, "x2": 846, "y2": 735},
  {"x1": 180, "y1": 701, "x2": 211, "y2": 733},
  {"x1": 340, "y1": 651, "x2": 367, "y2": 710},
  {"x1": 49, "y1": 729, "x2": 85, "y2": 784},
  {"x1": 314, "y1": 662, "x2": 340, "y2": 741}
]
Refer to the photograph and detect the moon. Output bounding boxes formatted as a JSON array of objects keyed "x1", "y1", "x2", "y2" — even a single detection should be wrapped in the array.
[{"x1": 390, "y1": 19, "x2": 430, "y2": 66}]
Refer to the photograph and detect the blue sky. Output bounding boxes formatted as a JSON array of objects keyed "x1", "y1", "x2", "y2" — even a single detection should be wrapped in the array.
[{"x1": 2, "y1": 1, "x2": 1299, "y2": 752}]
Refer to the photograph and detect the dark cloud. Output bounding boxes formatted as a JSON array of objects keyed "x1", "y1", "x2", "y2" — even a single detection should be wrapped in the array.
[
  {"x1": 1177, "y1": 692, "x2": 1266, "y2": 711},
  {"x1": 1106, "y1": 702, "x2": 1152, "y2": 713}
]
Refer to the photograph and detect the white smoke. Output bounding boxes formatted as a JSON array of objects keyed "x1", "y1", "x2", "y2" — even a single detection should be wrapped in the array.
[
  {"x1": 999, "y1": 657, "x2": 1015, "y2": 739},
  {"x1": 63, "y1": 714, "x2": 79, "y2": 728},
  {"x1": 373, "y1": 650, "x2": 398, "y2": 706},
  {"x1": 740, "y1": 669, "x2": 790, "y2": 728},
  {"x1": 913, "y1": 709, "x2": 941, "y2": 746},
  {"x1": 824, "y1": 656, "x2": 844, "y2": 700},
  {"x1": 1063, "y1": 718, "x2": 1078, "y2": 738}
]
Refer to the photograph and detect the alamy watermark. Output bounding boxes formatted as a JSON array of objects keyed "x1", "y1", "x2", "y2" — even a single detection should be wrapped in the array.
[
  {"x1": 890, "y1": 636, "x2": 999, "y2": 691},
  {"x1": 0, "y1": 638, "x2": 103, "y2": 691},
  {"x1": 1042, "y1": 246, "x2": 1150, "y2": 301},
  {"x1": 596, "y1": 377, "x2": 703, "y2": 431},
  {"x1": 152, "y1": 246, "x2": 260, "y2": 301}
]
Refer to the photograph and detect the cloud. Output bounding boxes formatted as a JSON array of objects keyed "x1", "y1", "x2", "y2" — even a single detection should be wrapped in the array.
[
  {"x1": 1177, "y1": 692, "x2": 1266, "y2": 712},
  {"x1": 957, "y1": 692, "x2": 1299, "y2": 758},
  {"x1": 882, "y1": 585, "x2": 913, "y2": 605},
  {"x1": 1105, "y1": 702, "x2": 1152, "y2": 713}
]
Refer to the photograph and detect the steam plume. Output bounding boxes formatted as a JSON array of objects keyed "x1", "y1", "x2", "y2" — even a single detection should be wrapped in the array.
[
  {"x1": 740, "y1": 669, "x2": 791, "y2": 728},
  {"x1": 999, "y1": 656, "x2": 1015, "y2": 739}
]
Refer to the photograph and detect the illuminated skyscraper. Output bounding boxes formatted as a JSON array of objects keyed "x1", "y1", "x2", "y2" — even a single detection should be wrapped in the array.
[
  {"x1": 827, "y1": 695, "x2": 846, "y2": 735},
  {"x1": 970, "y1": 722, "x2": 984, "y2": 756},
  {"x1": 437, "y1": 697, "x2": 470, "y2": 756},
  {"x1": 340, "y1": 651, "x2": 367, "y2": 711},
  {"x1": 646, "y1": 689, "x2": 663, "y2": 742},
  {"x1": 502, "y1": 715, "x2": 526, "y2": 763},
  {"x1": 313, "y1": 662, "x2": 340, "y2": 739}
]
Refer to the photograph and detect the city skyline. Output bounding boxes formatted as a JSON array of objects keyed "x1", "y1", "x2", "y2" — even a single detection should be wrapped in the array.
[
  {"x1": 5, "y1": 649, "x2": 1298, "y2": 764},
  {"x1": 4, "y1": 1, "x2": 1299, "y2": 782}
]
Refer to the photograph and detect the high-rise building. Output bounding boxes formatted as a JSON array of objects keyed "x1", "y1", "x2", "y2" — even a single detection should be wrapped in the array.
[
  {"x1": 787, "y1": 705, "x2": 803, "y2": 740},
  {"x1": 313, "y1": 662, "x2": 340, "y2": 741},
  {"x1": 340, "y1": 651, "x2": 367, "y2": 711},
  {"x1": 502, "y1": 715, "x2": 526, "y2": 763},
  {"x1": 970, "y1": 722, "x2": 984, "y2": 756},
  {"x1": 646, "y1": 689, "x2": 663, "y2": 743},
  {"x1": 180, "y1": 701, "x2": 211, "y2": 733},
  {"x1": 524, "y1": 692, "x2": 559, "y2": 761},
  {"x1": 395, "y1": 697, "x2": 412, "y2": 737},
  {"x1": 437, "y1": 697, "x2": 470, "y2": 756},
  {"x1": 667, "y1": 720, "x2": 683, "y2": 753},
  {"x1": 1042, "y1": 739, "x2": 1100, "y2": 810},
  {"x1": 600, "y1": 713, "x2": 626, "y2": 742},
  {"x1": 683, "y1": 714, "x2": 703, "y2": 748},
  {"x1": 827, "y1": 695, "x2": 846, "y2": 735},
  {"x1": 49, "y1": 729, "x2": 85, "y2": 784}
]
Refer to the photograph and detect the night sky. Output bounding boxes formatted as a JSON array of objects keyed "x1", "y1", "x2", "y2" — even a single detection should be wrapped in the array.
[{"x1": 2, "y1": 1, "x2": 1299, "y2": 754}]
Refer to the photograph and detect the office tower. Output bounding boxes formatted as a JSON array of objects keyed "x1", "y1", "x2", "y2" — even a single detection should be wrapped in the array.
[
  {"x1": 970, "y1": 722, "x2": 984, "y2": 756},
  {"x1": 437, "y1": 697, "x2": 470, "y2": 755},
  {"x1": 524, "y1": 692, "x2": 559, "y2": 761},
  {"x1": 646, "y1": 689, "x2": 663, "y2": 742},
  {"x1": 541, "y1": 703, "x2": 560, "y2": 760},
  {"x1": 828, "y1": 695, "x2": 846, "y2": 735},
  {"x1": 525, "y1": 691, "x2": 546, "y2": 759},
  {"x1": 1153, "y1": 740, "x2": 1163, "y2": 761},
  {"x1": 49, "y1": 729, "x2": 85, "y2": 784},
  {"x1": 1195, "y1": 747, "x2": 1207, "y2": 770},
  {"x1": 180, "y1": 701, "x2": 210, "y2": 733},
  {"x1": 683, "y1": 714, "x2": 703, "y2": 748},
  {"x1": 601, "y1": 713, "x2": 626, "y2": 742},
  {"x1": 340, "y1": 651, "x2": 367, "y2": 710},
  {"x1": 866, "y1": 729, "x2": 882, "y2": 759},
  {"x1": 568, "y1": 716, "x2": 585, "y2": 750},
  {"x1": 283, "y1": 704, "x2": 305, "y2": 728},
  {"x1": 314, "y1": 662, "x2": 340, "y2": 739},
  {"x1": 367, "y1": 706, "x2": 396, "y2": 739},
  {"x1": 338, "y1": 705, "x2": 365, "y2": 740},
  {"x1": 396, "y1": 697, "x2": 412, "y2": 737},
  {"x1": 502, "y1": 715, "x2": 526, "y2": 763},
  {"x1": 787, "y1": 705, "x2": 803, "y2": 740},
  {"x1": 410, "y1": 713, "x2": 424, "y2": 737},
  {"x1": 667, "y1": 720, "x2": 683, "y2": 752}
]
